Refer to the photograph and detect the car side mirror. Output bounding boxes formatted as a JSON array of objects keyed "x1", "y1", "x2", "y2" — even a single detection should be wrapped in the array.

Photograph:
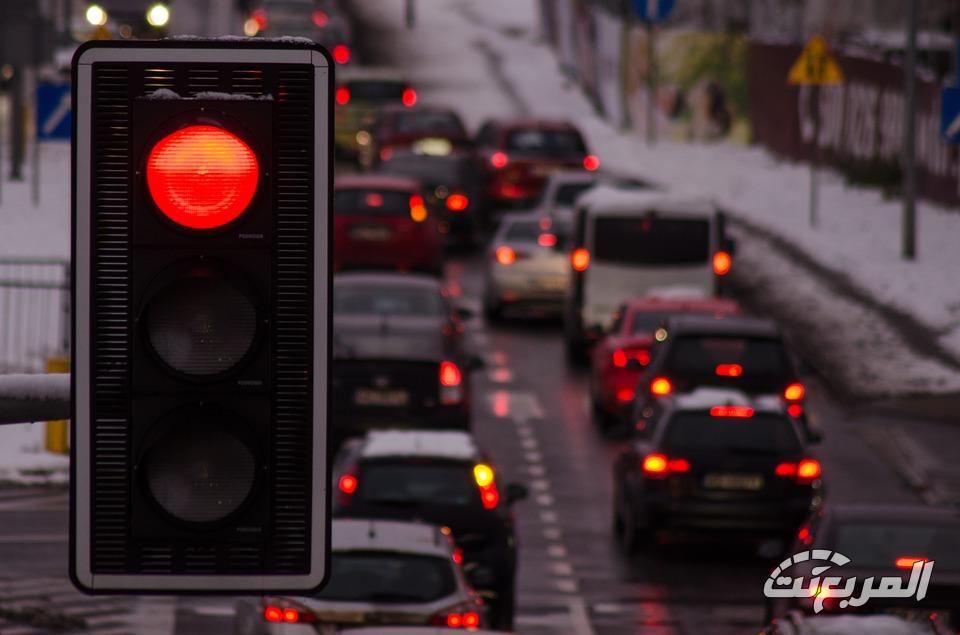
[
  {"x1": 505, "y1": 482, "x2": 528, "y2": 506},
  {"x1": 455, "y1": 307, "x2": 474, "y2": 320}
]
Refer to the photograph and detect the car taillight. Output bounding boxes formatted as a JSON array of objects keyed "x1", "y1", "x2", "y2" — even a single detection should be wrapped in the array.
[
  {"x1": 490, "y1": 151, "x2": 508, "y2": 168},
  {"x1": 335, "y1": 86, "x2": 350, "y2": 105},
  {"x1": 642, "y1": 453, "x2": 689, "y2": 477},
  {"x1": 583, "y1": 154, "x2": 600, "y2": 171},
  {"x1": 262, "y1": 600, "x2": 317, "y2": 624},
  {"x1": 402, "y1": 87, "x2": 417, "y2": 107},
  {"x1": 775, "y1": 458, "x2": 821, "y2": 483},
  {"x1": 431, "y1": 608, "x2": 482, "y2": 629},
  {"x1": 715, "y1": 363, "x2": 742, "y2": 377},
  {"x1": 439, "y1": 360, "x2": 463, "y2": 405},
  {"x1": 452, "y1": 547, "x2": 463, "y2": 564},
  {"x1": 713, "y1": 250, "x2": 732, "y2": 276},
  {"x1": 571, "y1": 247, "x2": 590, "y2": 271},
  {"x1": 709, "y1": 405, "x2": 754, "y2": 418},
  {"x1": 409, "y1": 194, "x2": 428, "y2": 222},
  {"x1": 312, "y1": 9, "x2": 328, "y2": 27},
  {"x1": 146, "y1": 125, "x2": 259, "y2": 230},
  {"x1": 332, "y1": 44, "x2": 350, "y2": 64},
  {"x1": 537, "y1": 232, "x2": 557, "y2": 247},
  {"x1": 650, "y1": 376, "x2": 672, "y2": 396},
  {"x1": 895, "y1": 556, "x2": 929, "y2": 569},
  {"x1": 473, "y1": 463, "x2": 499, "y2": 509},
  {"x1": 787, "y1": 403, "x2": 804, "y2": 418},
  {"x1": 495, "y1": 246, "x2": 516, "y2": 265},
  {"x1": 616, "y1": 388, "x2": 634, "y2": 402},
  {"x1": 337, "y1": 469, "x2": 358, "y2": 506},
  {"x1": 612, "y1": 348, "x2": 650, "y2": 368},
  {"x1": 784, "y1": 383, "x2": 805, "y2": 401},
  {"x1": 446, "y1": 193, "x2": 469, "y2": 211}
]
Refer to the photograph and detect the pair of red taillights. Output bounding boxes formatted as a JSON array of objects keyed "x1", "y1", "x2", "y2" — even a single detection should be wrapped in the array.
[
  {"x1": 649, "y1": 377, "x2": 805, "y2": 403},
  {"x1": 642, "y1": 453, "x2": 821, "y2": 482},
  {"x1": 567, "y1": 249, "x2": 732, "y2": 274},
  {"x1": 335, "y1": 85, "x2": 417, "y2": 107},
  {"x1": 338, "y1": 460, "x2": 500, "y2": 510},
  {"x1": 488, "y1": 151, "x2": 600, "y2": 172},
  {"x1": 263, "y1": 603, "x2": 482, "y2": 629}
]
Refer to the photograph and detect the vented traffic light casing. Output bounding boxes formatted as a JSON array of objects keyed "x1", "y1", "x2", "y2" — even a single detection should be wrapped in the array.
[{"x1": 71, "y1": 40, "x2": 332, "y2": 594}]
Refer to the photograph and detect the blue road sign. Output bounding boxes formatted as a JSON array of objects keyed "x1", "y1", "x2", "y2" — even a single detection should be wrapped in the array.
[
  {"x1": 632, "y1": 0, "x2": 676, "y2": 22},
  {"x1": 941, "y1": 87, "x2": 960, "y2": 145},
  {"x1": 36, "y1": 83, "x2": 72, "y2": 141}
]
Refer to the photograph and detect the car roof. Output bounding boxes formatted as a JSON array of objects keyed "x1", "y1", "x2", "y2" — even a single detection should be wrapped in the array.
[
  {"x1": 662, "y1": 314, "x2": 781, "y2": 338},
  {"x1": 338, "y1": 66, "x2": 408, "y2": 82},
  {"x1": 670, "y1": 387, "x2": 786, "y2": 414},
  {"x1": 360, "y1": 430, "x2": 479, "y2": 461},
  {"x1": 576, "y1": 184, "x2": 716, "y2": 218},
  {"x1": 484, "y1": 118, "x2": 579, "y2": 131},
  {"x1": 334, "y1": 271, "x2": 442, "y2": 290},
  {"x1": 342, "y1": 629, "x2": 507, "y2": 635},
  {"x1": 625, "y1": 295, "x2": 741, "y2": 314},
  {"x1": 335, "y1": 174, "x2": 420, "y2": 192},
  {"x1": 331, "y1": 518, "x2": 450, "y2": 557},
  {"x1": 544, "y1": 170, "x2": 601, "y2": 187},
  {"x1": 379, "y1": 104, "x2": 460, "y2": 116}
]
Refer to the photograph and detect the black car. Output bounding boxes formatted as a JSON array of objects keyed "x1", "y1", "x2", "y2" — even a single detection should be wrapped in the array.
[
  {"x1": 612, "y1": 388, "x2": 822, "y2": 553},
  {"x1": 377, "y1": 150, "x2": 485, "y2": 243},
  {"x1": 629, "y1": 314, "x2": 813, "y2": 436},
  {"x1": 767, "y1": 504, "x2": 960, "y2": 626},
  {"x1": 333, "y1": 429, "x2": 528, "y2": 630},
  {"x1": 332, "y1": 272, "x2": 479, "y2": 446}
]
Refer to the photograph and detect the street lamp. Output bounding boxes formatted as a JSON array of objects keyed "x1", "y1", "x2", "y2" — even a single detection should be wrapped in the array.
[
  {"x1": 85, "y1": 4, "x2": 107, "y2": 26},
  {"x1": 146, "y1": 3, "x2": 170, "y2": 28}
]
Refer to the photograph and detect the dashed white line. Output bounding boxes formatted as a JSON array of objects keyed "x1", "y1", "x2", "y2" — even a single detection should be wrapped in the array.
[
  {"x1": 555, "y1": 578, "x2": 579, "y2": 594},
  {"x1": 520, "y1": 437, "x2": 538, "y2": 450},
  {"x1": 535, "y1": 493, "x2": 555, "y2": 506},
  {"x1": 524, "y1": 451, "x2": 543, "y2": 463},
  {"x1": 530, "y1": 479, "x2": 550, "y2": 491},
  {"x1": 527, "y1": 464, "x2": 546, "y2": 477},
  {"x1": 547, "y1": 543, "x2": 567, "y2": 558},
  {"x1": 540, "y1": 510, "x2": 559, "y2": 524},
  {"x1": 542, "y1": 526, "x2": 562, "y2": 541},
  {"x1": 550, "y1": 561, "x2": 574, "y2": 577},
  {"x1": 516, "y1": 425, "x2": 534, "y2": 437}
]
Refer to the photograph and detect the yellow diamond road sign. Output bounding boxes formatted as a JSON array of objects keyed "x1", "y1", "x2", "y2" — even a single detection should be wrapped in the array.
[{"x1": 788, "y1": 35, "x2": 844, "y2": 85}]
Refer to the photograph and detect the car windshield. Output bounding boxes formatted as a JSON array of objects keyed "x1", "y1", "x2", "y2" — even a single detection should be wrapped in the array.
[
  {"x1": 335, "y1": 189, "x2": 411, "y2": 216},
  {"x1": 345, "y1": 80, "x2": 407, "y2": 102},
  {"x1": 357, "y1": 462, "x2": 480, "y2": 507},
  {"x1": 592, "y1": 216, "x2": 711, "y2": 265},
  {"x1": 505, "y1": 128, "x2": 586, "y2": 154},
  {"x1": 394, "y1": 112, "x2": 465, "y2": 135},
  {"x1": 663, "y1": 413, "x2": 802, "y2": 454},
  {"x1": 832, "y1": 521, "x2": 960, "y2": 572},
  {"x1": 334, "y1": 285, "x2": 443, "y2": 317},
  {"x1": 314, "y1": 551, "x2": 457, "y2": 603},
  {"x1": 664, "y1": 335, "x2": 791, "y2": 378}
]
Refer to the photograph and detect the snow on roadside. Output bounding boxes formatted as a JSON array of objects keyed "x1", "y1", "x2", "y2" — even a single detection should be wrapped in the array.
[{"x1": 0, "y1": 422, "x2": 70, "y2": 486}]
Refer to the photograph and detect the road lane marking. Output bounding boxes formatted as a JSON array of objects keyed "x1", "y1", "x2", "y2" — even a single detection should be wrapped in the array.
[
  {"x1": 516, "y1": 425, "x2": 534, "y2": 437},
  {"x1": 567, "y1": 596, "x2": 596, "y2": 635},
  {"x1": 542, "y1": 526, "x2": 562, "y2": 540},
  {"x1": 487, "y1": 367, "x2": 513, "y2": 383},
  {"x1": 550, "y1": 561, "x2": 574, "y2": 576},
  {"x1": 527, "y1": 464, "x2": 546, "y2": 477},
  {"x1": 530, "y1": 479, "x2": 550, "y2": 491},
  {"x1": 539, "y1": 510, "x2": 558, "y2": 524},
  {"x1": 487, "y1": 390, "x2": 545, "y2": 423},
  {"x1": 555, "y1": 578, "x2": 578, "y2": 593},
  {"x1": 520, "y1": 437, "x2": 538, "y2": 450},
  {"x1": 524, "y1": 451, "x2": 543, "y2": 463},
  {"x1": 547, "y1": 543, "x2": 567, "y2": 558},
  {"x1": 535, "y1": 494, "x2": 554, "y2": 506},
  {"x1": 188, "y1": 605, "x2": 237, "y2": 617}
]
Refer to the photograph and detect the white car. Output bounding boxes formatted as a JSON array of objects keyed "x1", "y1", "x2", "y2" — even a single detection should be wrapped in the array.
[
  {"x1": 233, "y1": 519, "x2": 486, "y2": 634},
  {"x1": 533, "y1": 170, "x2": 649, "y2": 224}
]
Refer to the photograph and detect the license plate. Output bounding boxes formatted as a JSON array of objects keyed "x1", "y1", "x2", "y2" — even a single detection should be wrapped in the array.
[
  {"x1": 412, "y1": 137, "x2": 453, "y2": 156},
  {"x1": 535, "y1": 276, "x2": 566, "y2": 291},
  {"x1": 531, "y1": 164, "x2": 561, "y2": 177},
  {"x1": 354, "y1": 388, "x2": 410, "y2": 407},
  {"x1": 703, "y1": 473, "x2": 764, "y2": 490},
  {"x1": 349, "y1": 225, "x2": 393, "y2": 241}
]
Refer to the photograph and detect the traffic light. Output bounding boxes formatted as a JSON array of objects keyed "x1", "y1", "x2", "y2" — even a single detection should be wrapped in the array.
[{"x1": 71, "y1": 40, "x2": 332, "y2": 593}]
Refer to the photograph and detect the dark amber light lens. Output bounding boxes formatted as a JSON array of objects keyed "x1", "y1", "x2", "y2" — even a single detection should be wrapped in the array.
[{"x1": 146, "y1": 125, "x2": 259, "y2": 230}]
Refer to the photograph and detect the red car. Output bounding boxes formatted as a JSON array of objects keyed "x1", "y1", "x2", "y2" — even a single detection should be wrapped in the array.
[
  {"x1": 362, "y1": 105, "x2": 470, "y2": 169},
  {"x1": 474, "y1": 119, "x2": 598, "y2": 210},
  {"x1": 334, "y1": 175, "x2": 443, "y2": 275},
  {"x1": 589, "y1": 295, "x2": 741, "y2": 431}
]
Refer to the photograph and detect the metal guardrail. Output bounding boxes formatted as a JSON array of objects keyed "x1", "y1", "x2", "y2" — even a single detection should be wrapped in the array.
[{"x1": 0, "y1": 257, "x2": 70, "y2": 373}]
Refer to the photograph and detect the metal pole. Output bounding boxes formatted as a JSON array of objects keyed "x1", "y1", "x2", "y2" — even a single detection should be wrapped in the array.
[
  {"x1": 901, "y1": 0, "x2": 918, "y2": 260},
  {"x1": 618, "y1": 0, "x2": 632, "y2": 130},
  {"x1": 810, "y1": 85, "x2": 820, "y2": 227},
  {"x1": 646, "y1": 21, "x2": 657, "y2": 145},
  {"x1": 9, "y1": 66, "x2": 24, "y2": 181},
  {"x1": 405, "y1": 0, "x2": 415, "y2": 29}
]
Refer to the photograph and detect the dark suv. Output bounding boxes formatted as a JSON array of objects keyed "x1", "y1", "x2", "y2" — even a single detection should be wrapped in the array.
[{"x1": 332, "y1": 430, "x2": 528, "y2": 631}]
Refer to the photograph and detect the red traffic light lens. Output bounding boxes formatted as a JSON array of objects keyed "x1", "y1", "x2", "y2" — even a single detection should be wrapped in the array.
[{"x1": 146, "y1": 125, "x2": 259, "y2": 230}]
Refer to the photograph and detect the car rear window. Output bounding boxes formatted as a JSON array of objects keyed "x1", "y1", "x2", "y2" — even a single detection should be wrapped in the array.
[
  {"x1": 833, "y1": 522, "x2": 960, "y2": 572},
  {"x1": 345, "y1": 80, "x2": 407, "y2": 102},
  {"x1": 503, "y1": 219, "x2": 543, "y2": 242},
  {"x1": 335, "y1": 189, "x2": 411, "y2": 216},
  {"x1": 394, "y1": 112, "x2": 465, "y2": 135},
  {"x1": 358, "y1": 462, "x2": 479, "y2": 507},
  {"x1": 631, "y1": 311, "x2": 671, "y2": 334},
  {"x1": 663, "y1": 413, "x2": 802, "y2": 454},
  {"x1": 333, "y1": 331, "x2": 441, "y2": 360},
  {"x1": 592, "y1": 216, "x2": 710, "y2": 265},
  {"x1": 379, "y1": 155, "x2": 470, "y2": 184},
  {"x1": 664, "y1": 335, "x2": 791, "y2": 377},
  {"x1": 314, "y1": 551, "x2": 456, "y2": 603},
  {"x1": 505, "y1": 128, "x2": 586, "y2": 154},
  {"x1": 334, "y1": 285, "x2": 443, "y2": 317}
]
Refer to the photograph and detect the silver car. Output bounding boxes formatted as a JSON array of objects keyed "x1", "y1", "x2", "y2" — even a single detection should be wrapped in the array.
[
  {"x1": 482, "y1": 213, "x2": 570, "y2": 321},
  {"x1": 533, "y1": 170, "x2": 650, "y2": 225},
  {"x1": 233, "y1": 519, "x2": 486, "y2": 634}
]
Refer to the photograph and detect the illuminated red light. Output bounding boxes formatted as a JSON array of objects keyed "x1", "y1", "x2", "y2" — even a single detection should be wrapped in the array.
[
  {"x1": 896, "y1": 556, "x2": 929, "y2": 569},
  {"x1": 650, "y1": 376, "x2": 672, "y2": 395},
  {"x1": 452, "y1": 547, "x2": 463, "y2": 564},
  {"x1": 571, "y1": 247, "x2": 590, "y2": 271},
  {"x1": 797, "y1": 526, "x2": 812, "y2": 544},
  {"x1": 537, "y1": 233, "x2": 557, "y2": 247},
  {"x1": 715, "y1": 363, "x2": 743, "y2": 377},
  {"x1": 784, "y1": 383, "x2": 806, "y2": 401},
  {"x1": 797, "y1": 458, "x2": 821, "y2": 480},
  {"x1": 251, "y1": 8, "x2": 267, "y2": 29},
  {"x1": 338, "y1": 474, "x2": 358, "y2": 494},
  {"x1": 440, "y1": 360, "x2": 462, "y2": 387},
  {"x1": 365, "y1": 192, "x2": 383, "y2": 207},
  {"x1": 490, "y1": 151, "x2": 508, "y2": 168},
  {"x1": 446, "y1": 193, "x2": 469, "y2": 211},
  {"x1": 583, "y1": 154, "x2": 600, "y2": 171},
  {"x1": 709, "y1": 405, "x2": 754, "y2": 418},
  {"x1": 312, "y1": 9, "x2": 328, "y2": 27},
  {"x1": 282, "y1": 608, "x2": 299, "y2": 623},
  {"x1": 642, "y1": 453, "x2": 689, "y2": 475},
  {"x1": 480, "y1": 483, "x2": 500, "y2": 509},
  {"x1": 775, "y1": 462, "x2": 797, "y2": 476},
  {"x1": 612, "y1": 349, "x2": 628, "y2": 368},
  {"x1": 616, "y1": 388, "x2": 634, "y2": 402},
  {"x1": 332, "y1": 44, "x2": 351, "y2": 64},
  {"x1": 402, "y1": 87, "x2": 418, "y2": 107},
  {"x1": 446, "y1": 613, "x2": 463, "y2": 628},
  {"x1": 713, "y1": 251, "x2": 732, "y2": 276},
  {"x1": 495, "y1": 246, "x2": 516, "y2": 265},
  {"x1": 146, "y1": 125, "x2": 259, "y2": 230},
  {"x1": 335, "y1": 86, "x2": 350, "y2": 105},
  {"x1": 462, "y1": 612, "x2": 481, "y2": 628},
  {"x1": 409, "y1": 194, "x2": 428, "y2": 222},
  {"x1": 263, "y1": 606, "x2": 282, "y2": 622},
  {"x1": 787, "y1": 403, "x2": 804, "y2": 418}
]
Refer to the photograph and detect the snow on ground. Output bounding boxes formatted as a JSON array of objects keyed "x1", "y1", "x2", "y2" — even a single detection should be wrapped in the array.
[
  {"x1": 359, "y1": 0, "x2": 960, "y2": 363},
  {"x1": 0, "y1": 421, "x2": 70, "y2": 485}
]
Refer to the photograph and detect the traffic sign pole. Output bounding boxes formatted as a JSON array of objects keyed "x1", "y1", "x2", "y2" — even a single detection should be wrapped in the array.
[
  {"x1": 809, "y1": 85, "x2": 820, "y2": 228},
  {"x1": 902, "y1": 0, "x2": 918, "y2": 260}
]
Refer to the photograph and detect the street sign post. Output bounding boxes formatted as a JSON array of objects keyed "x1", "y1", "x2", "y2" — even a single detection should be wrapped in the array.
[
  {"x1": 788, "y1": 35, "x2": 844, "y2": 229},
  {"x1": 631, "y1": 0, "x2": 675, "y2": 145},
  {"x1": 631, "y1": 0, "x2": 675, "y2": 22},
  {"x1": 36, "y1": 83, "x2": 72, "y2": 141},
  {"x1": 940, "y1": 87, "x2": 960, "y2": 145},
  {"x1": 71, "y1": 39, "x2": 333, "y2": 595}
]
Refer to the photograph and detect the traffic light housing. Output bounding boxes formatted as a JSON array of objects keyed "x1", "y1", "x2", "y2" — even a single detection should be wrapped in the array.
[{"x1": 71, "y1": 40, "x2": 332, "y2": 593}]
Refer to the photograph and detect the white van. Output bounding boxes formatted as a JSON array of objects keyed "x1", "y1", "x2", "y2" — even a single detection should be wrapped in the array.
[{"x1": 563, "y1": 186, "x2": 734, "y2": 362}]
